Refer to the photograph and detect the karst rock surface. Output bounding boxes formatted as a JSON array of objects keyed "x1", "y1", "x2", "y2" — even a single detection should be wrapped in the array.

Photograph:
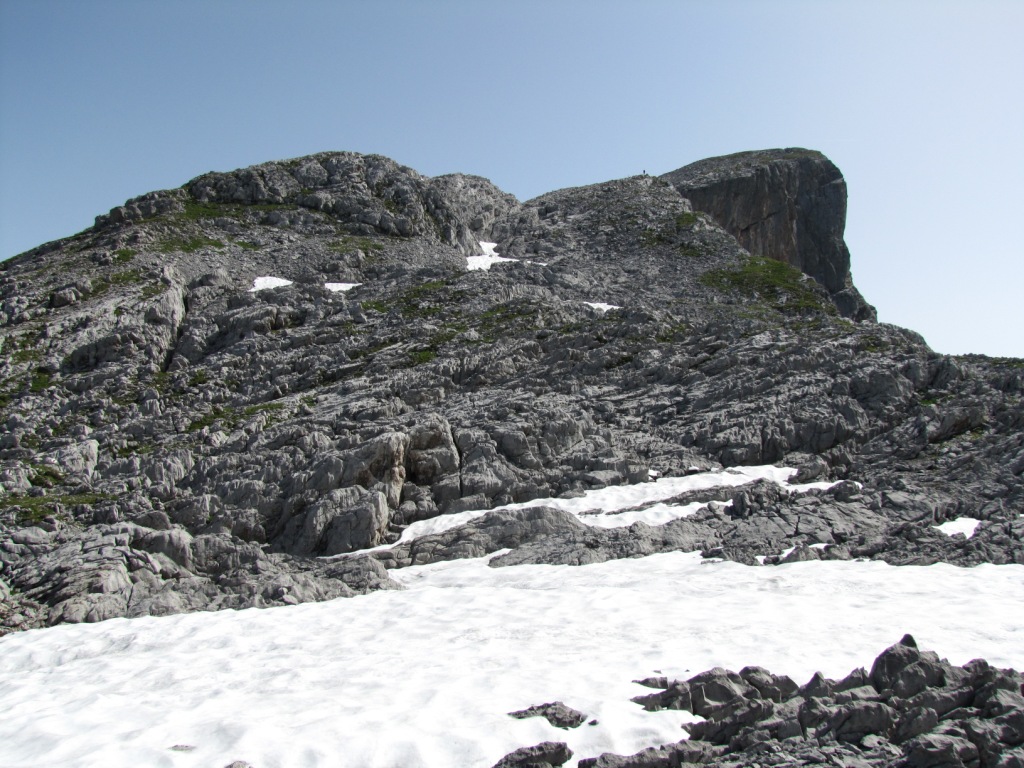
[
  {"x1": 0, "y1": 148, "x2": 1022, "y2": 635},
  {"x1": 662, "y1": 148, "x2": 875, "y2": 321}
]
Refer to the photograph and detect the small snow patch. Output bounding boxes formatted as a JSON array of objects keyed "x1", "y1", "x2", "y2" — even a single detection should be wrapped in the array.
[
  {"x1": 467, "y1": 241, "x2": 517, "y2": 271},
  {"x1": 325, "y1": 282, "x2": 361, "y2": 292},
  {"x1": 935, "y1": 518, "x2": 981, "y2": 539},
  {"x1": 584, "y1": 302, "x2": 622, "y2": 313},
  {"x1": 250, "y1": 276, "x2": 293, "y2": 292},
  {"x1": 348, "y1": 464, "x2": 840, "y2": 553}
]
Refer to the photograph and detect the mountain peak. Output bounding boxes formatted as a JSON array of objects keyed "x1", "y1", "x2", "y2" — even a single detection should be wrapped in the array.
[
  {"x1": 662, "y1": 148, "x2": 875, "y2": 321},
  {"x1": 1, "y1": 148, "x2": 1020, "y2": 641}
]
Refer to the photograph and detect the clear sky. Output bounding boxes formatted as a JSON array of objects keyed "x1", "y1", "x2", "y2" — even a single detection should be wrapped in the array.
[{"x1": 2, "y1": 0, "x2": 1021, "y2": 358}]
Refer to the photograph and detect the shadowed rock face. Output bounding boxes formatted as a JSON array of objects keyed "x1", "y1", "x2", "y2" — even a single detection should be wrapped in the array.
[
  {"x1": 1, "y1": 148, "x2": 1022, "y2": 635},
  {"x1": 662, "y1": 148, "x2": 876, "y2": 321}
]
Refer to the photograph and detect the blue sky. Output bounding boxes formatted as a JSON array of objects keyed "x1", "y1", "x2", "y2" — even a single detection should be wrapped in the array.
[{"x1": 2, "y1": 0, "x2": 1021, "y2": 357}]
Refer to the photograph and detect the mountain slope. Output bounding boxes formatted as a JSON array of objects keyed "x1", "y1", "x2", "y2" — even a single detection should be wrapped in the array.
[{"x1": 0, "y1": 149, "x2": 1022, "y2": 635}]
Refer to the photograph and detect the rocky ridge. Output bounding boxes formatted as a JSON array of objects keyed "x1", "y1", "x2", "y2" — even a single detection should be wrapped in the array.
[{"x1": 0, "y1": 148, "x2": 1022, "y2": 637}]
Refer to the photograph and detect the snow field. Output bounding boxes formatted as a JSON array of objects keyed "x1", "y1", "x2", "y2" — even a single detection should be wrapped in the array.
[
  {"x1": 1, "y1": 552, "x2": 1021, "y2": 768},
  {"x1": 466, "y1": 241, "x2": 518, "y2": 271},
  {"x1": 250, "y1": 277, "x2": 362, "y2": 293}
]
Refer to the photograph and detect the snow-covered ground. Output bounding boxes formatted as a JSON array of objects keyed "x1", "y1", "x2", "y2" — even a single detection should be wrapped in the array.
[
  {"x1": 375, "y1": 464, "x2": 836, "y2": 548},
  {"x1": 935, "y1": 516, "x2": 981, "y2": 538},
  {"x1": 250, "y1": 278, "x2": 362, "y2": 293},
  {"x1": 1, "y1": 552, "x2": 1021, "y2": 768},
  {"x1": 1, "y1": 471, "x2": 1019, "y2": 768},
  {"x1": 249, "y1": 276, "x2": 294, "y2": 292},
  {"x1": 583, "y1": 302, "x2": 622, "y2": 313},
  {"x1": 467, "y1": 241, "x2": 517, "y2": 271}
]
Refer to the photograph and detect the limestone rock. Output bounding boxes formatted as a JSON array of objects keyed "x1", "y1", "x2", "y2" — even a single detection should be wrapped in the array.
[
  {"x1": 596, "y1": 637, "x2": 1023, "y2": 768},
  {"x1": 662, "y1": 148, "x2": 876, "y2": 320},
  {"x1": 2, "y1": 147, "x2": 1022, "y2": 632},
  {"x1": 508, "y1": 701, "x2": 588, "y2": 729},
  {"x1": 492, "y1": 742, "x2": 573, "y2": 768}
]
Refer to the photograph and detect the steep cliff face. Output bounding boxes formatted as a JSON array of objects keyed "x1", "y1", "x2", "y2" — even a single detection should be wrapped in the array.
[
  {"x1": 0, "y1": 149, "x2": 1021, "y2": 635},
  {"x1": 661, "y1": 148, "x2": 875, "y2": 321}
]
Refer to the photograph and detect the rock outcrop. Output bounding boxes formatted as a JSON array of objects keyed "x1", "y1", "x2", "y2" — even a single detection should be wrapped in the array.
[
  {"x1": 577, "y1": 635, "x2": 1024, "y2": 768},
  {"x1": 1, "y1": 148, "x2": 1021, "y2": 634},
  {"x1": 662, "y1": 148, "x2": 876, "y2": 321}
]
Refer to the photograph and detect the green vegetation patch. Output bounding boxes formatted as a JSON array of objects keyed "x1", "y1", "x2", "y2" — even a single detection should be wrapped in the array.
[
  {"x1": 408, "y1": 349, "x2": 436, "y2": 366},
  {"x1": 398, "y1": 279, "x2": 454, "y2": 319},
  {"x1": 359, "y1": 279, "x2": 463, "y2": 319},
  {"x1": 113, "y1": 248, "x2": 137, "y2": 263},
  {"x1": 477, "y1": 302, "x2": 539, "y2": 343},
  {"x1": 655, "y1": 322, "x2": 690, "y2": 343},
  {"x1": 151, "y1": 371, "x2": 173, "y2": 393},
  {"x1": 12, "y1": 348, "x2": 40, "y2": 364},
  {"x1": 29, "y1": 370, "x2": 52, "y2": 393},
  {"x1": 243, "y1": 402, "x2": 285, "y2": 417},
  {"x1": 29, "y1": 463, "x2": 63, "y2": 487},
  {"x1": 186, "y1": 403, "x2": 282, "y2": 432},
  {"x1": 699, "y1": 256, "x2": 836, "y2": 316},
  {"x1": 182, "y1": 198, "x2": 299, "y2": 222},
  {"x1": 329, "y1": 236, "x2": 385, "y2": 255},
  {"x1": 158, "y1": 236, "x2": 225, "y2": 254},
  {"x1": 349, "y1": 338, "x2": 396, "y2": 360},
  {"x1": 641, "y1": 211, "x2": 701, "y2": 248},
  {"x1": 110, "y1": 269, "x2": 143, "y2": 286},
  {"x1": 182, "y1": 200, "x2": 228, "y2": 221},
  {"x1": 187, "y1": 406, "x2": 236, "y2": 432},
  {"x1": 857, "y1": 334, "x2": 890, "y2": 353},
  {"x1": 115, "y1": 442, "x2": 155, "y2": 458},
  {"x1": 986, "y1": 356, "x2": 1024, "y2": 369},
  {"x1": 5, "y1": 492, "x2": 115, "y2": 525},
  {"x1": 675, "y1": 211, "x2": 699, "y2": 229}
]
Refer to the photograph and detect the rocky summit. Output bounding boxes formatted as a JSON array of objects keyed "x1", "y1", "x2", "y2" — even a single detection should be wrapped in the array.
[{"x1": 0, "y1": 147, "x2": 1022, "y2": 642}]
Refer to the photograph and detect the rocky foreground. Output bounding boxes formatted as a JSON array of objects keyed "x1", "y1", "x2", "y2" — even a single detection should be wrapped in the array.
[
  {"x1": 0, "y1": 147, "x2": 1021, "y2": 640},
  {"x1": 492, "y1": 636, "x2": 1024, "y2": 768}
]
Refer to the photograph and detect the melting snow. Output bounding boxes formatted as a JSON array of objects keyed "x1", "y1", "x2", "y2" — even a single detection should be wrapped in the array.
[
  {"x1": 935, "y1": 517, "x2": 982, "y2": 538},
  {"x1": 380, "y1": 465, "x2": 835, "y2": 547},
  {"x1": 0, "y1": 553, "x2": 1020, "y2": 768},
  {"x1": 324, "y1": 282, "x2": 362, "y2": 292},
  {"x1": 249, "y1": 276, "x2": 293, "y2": 292},
  {"x1": 467, "y1": 241, "x2": 518, "y2": 271},
  {"x1": 584, "y1": 302, "x2": 622, "y2": 313},
  {"x1": 0, "y1": 468, "x2": 1016, "y2": 768}
]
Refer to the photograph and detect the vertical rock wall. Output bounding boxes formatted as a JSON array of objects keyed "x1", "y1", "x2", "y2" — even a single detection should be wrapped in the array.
[{"x1": 661, "y1": 148, "x2": 876, "y2": 321}]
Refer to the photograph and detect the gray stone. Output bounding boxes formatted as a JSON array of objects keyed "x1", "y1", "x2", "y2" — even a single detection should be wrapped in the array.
[
  {"x1": 508, "y1": 701, "x2": 587, "y2": 729},
  {"x1": 491, "y1": 741, "x2": 573, "y2": 768},
  {"x1": 2, "y1": 146, "x2": 1023, "y2": 633}
]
